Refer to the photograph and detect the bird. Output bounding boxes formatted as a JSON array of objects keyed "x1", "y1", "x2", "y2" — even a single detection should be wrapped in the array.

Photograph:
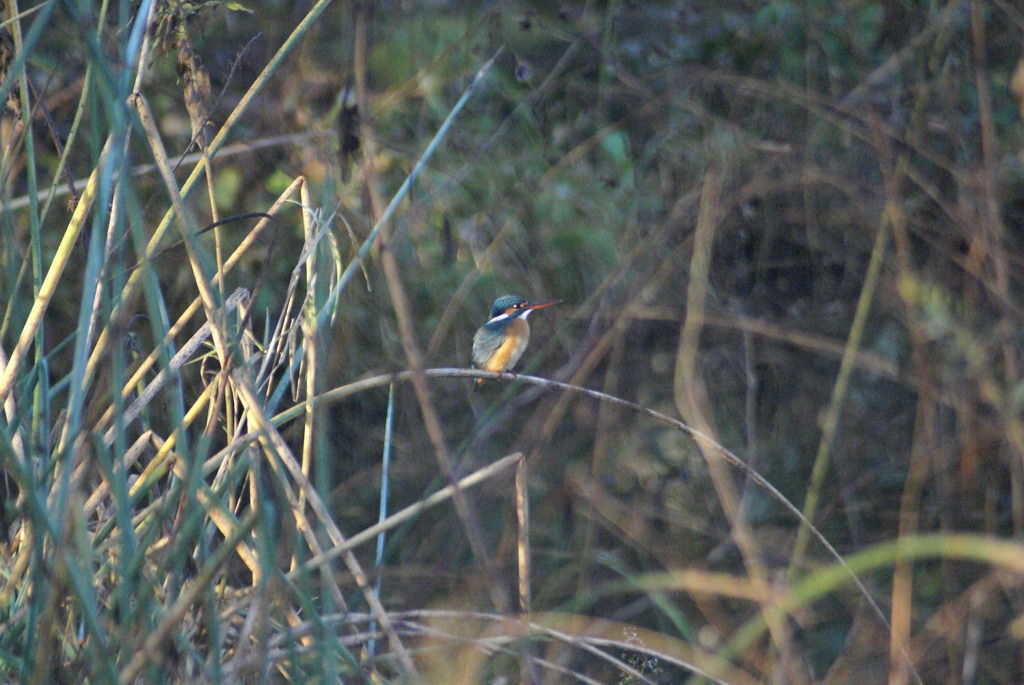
[{"x1": 472, "y1": 295, "x2": 560, "y2": 389}]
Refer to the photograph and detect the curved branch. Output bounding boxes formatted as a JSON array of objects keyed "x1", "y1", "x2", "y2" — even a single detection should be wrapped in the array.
[{"x1": 265, "y1": 367, "x2": 898, "y2": 654}]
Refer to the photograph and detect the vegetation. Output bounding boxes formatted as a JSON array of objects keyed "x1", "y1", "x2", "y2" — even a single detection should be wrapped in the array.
[{"x1": 0, "y1": 0, "x2": 1023, "y2": 682}]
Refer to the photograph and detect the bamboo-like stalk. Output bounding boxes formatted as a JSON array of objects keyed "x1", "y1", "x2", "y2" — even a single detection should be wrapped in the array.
[
  {"x1": 296, "y1": 178, "x2": 318, "y2": 560},
  {"x1": 515, "y1": 457, "x2": 531, "y2": 616}
]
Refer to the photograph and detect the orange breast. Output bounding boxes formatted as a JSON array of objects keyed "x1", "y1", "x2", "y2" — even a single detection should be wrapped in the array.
[{"x1": 482, "y1": 318, "x2": 530, "y2": 373}]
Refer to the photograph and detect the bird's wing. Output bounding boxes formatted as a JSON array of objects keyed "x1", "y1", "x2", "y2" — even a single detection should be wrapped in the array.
[{"x1": 472, "y1": 324, "x2": 504, "y2": 367}]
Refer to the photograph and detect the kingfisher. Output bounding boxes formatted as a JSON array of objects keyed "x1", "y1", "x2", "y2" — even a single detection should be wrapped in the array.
[{"x1": 472, "y1": 295, "x2": 560, "y2": 389}]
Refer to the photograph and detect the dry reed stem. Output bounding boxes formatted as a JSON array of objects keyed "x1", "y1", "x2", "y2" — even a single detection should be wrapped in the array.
[
  {"x1": 787, "y1": 202, "x2": 891, "y2": 574},
  {"x1": 291, "y1": 452, "x2": 523, "y2": 578},
  {"x1": 515, "y1": 456, "x2": 533, "y2": 682},
  {"x1": 0, "y1": 139, "x2": 105, "y2": 406},
  {"x1": 132, "y1": 93, "x2": 233, "y2": 366},
  {"x1": 296, "y1": 177, "x2": 321, "y2": 559}
]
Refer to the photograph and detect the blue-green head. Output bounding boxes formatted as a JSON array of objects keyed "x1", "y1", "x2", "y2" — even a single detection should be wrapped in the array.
[{"x1": 487, "y1": 295, "x2": 560, "y2": 322}]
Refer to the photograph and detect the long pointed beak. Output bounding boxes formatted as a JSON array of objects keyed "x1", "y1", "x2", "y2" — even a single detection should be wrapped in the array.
[{"x1": 525, "y1": 299, "x2": 561, "y2": 311}]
